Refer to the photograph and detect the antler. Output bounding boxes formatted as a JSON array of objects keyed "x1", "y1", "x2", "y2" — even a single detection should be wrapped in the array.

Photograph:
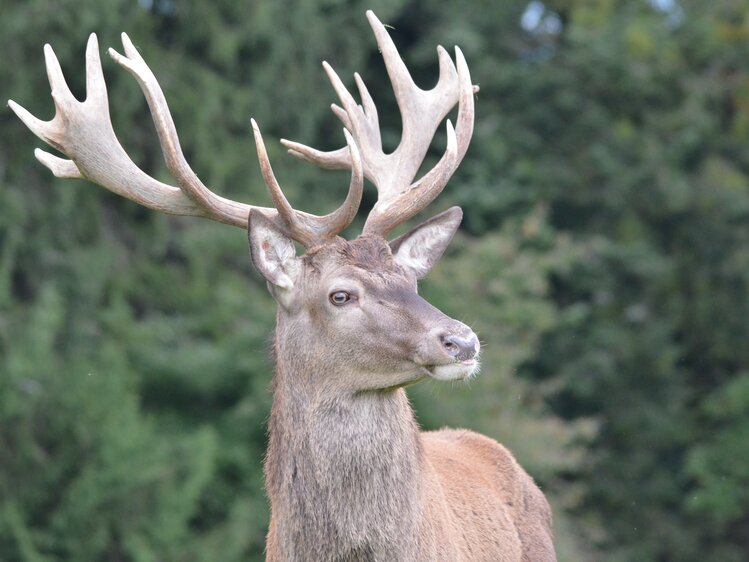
[
  {"x1": 281, "y1": 10, "x2": 476, "y2": 238},
  {"x1": 8, "y1": 33, "x2": 363, "y2": 248}
]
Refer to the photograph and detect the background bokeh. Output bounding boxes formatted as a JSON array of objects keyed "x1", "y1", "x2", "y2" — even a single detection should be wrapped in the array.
[{"x1": 2, "y1": 1, "x2": 749, "y2": 560}]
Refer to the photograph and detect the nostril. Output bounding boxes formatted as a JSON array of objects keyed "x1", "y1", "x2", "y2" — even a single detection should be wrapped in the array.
[
  {"x1": 440, "y1": 333, "x2": 478, "y2": 361},
  {"x1": 441, "y1": 335, "x2": 460, "y2": 357}
]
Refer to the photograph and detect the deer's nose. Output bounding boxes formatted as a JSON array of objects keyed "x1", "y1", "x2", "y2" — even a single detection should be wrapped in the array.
[{"x1": 440, "y1": 332, "x2": 479, "y2": 362}]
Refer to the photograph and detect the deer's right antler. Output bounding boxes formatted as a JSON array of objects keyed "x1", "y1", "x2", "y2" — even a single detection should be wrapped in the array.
[{"x1": 8, "y1": 33, "x2": 363, "y2": 248}]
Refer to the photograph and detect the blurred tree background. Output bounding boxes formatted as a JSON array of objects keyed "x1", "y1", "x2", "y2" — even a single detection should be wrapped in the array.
[{"x1": 2, "y1": 0, "x2": 749, "y2": 560}]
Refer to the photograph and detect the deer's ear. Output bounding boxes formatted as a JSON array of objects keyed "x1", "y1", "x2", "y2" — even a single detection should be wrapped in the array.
[
  {"x1": 390, "y1": 206, "x2": 462, "y2": 279},
  {"x1": 248, "y1": 209, "x2": 301, "y2": 300}
]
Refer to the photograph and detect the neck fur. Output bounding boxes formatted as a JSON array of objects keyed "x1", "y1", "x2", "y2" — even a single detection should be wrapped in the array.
[{"x1": 265, "y1": 332, "x2": 423, "y2": 561}]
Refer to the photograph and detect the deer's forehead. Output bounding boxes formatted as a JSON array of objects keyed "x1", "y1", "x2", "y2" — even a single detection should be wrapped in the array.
[
  {"x1": 306, "y1": 238, "x2": 396, "y2": 271},
  {"x1": 302, "y1": 239, "x2": 412, "y2": 288},
  {"x1": 311, "y1": 262, "x2": 411, "y2": 288}
]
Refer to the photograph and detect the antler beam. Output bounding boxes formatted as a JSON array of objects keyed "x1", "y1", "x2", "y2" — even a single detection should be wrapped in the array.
[{"x1": 8, "y1": 33, "x2": 363, "y2": 248}]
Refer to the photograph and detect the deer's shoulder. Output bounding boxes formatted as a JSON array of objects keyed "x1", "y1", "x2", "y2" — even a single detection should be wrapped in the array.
[
  {"x1": 421, "y1": 428, "x2": 553, "y2": 532},
  {"x1": 422, "y1": 427, "x2": 521, "y2": 477}
]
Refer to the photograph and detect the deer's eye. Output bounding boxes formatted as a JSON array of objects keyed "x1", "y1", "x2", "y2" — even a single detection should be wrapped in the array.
[{"x1": 329, "y1": 291, "x2": 351, "y2": 306}]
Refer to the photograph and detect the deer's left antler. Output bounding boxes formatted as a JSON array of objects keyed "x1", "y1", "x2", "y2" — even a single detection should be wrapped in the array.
[{"x1": 280, "y1": 10, "x2": 477, "y2": 238}]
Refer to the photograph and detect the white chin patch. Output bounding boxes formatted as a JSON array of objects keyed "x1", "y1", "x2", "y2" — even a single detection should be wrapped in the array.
[{"x1": 428, "y1": 360, "x2": 480, "y2": 381}]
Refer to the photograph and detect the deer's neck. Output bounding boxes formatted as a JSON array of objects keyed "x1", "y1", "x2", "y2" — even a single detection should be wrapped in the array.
[{"x1": 265, "y1": 338, "x2": 424, "y2": 560}]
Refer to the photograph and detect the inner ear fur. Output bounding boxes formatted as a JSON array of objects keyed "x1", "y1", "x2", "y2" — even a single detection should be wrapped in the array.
[
  {"x1": 389, "y1": 206, "x2": 463, "y2": 279},
  {"x1": 247, "y1": 209, "x2": 300, "y2": 291}
]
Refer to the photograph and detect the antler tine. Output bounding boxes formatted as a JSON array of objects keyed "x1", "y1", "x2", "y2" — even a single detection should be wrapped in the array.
[
  {"x1": 452, "y1": 46, "x2": 476, "y2": 164},
  {"x1": 34, "y1": 149, "x2": 81, "y2": 179},
  {"x1": 252, "y1": 120, "x2": 363, "y2": 248},
  {"x1": 108, "y1": 33, "x2": 249, "y2": 224},
  {"x1": 362, "y1": 45, "x2": 475, "y2": 237},
  {"x1": 320, "y1": 128, "x2": 364, "y2": 240},
  {"x1": 10, "y1": 34, "x2": 364, "y2": 247},
  {"x1": 281, "y1": 10, "x2": 477, "y2": 238},
  {"x1": 364, "y1": 119, "x2": 458, "y2": 237}
]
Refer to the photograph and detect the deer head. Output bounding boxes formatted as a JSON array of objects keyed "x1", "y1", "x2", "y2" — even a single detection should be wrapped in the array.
[
  {"x1": 9, "y1": 10, "x2": 479, "y2": 394},
  {"x1": 248, "y1": 10, "x2": 478, "y2": 392},
  {"x1": 250, "y1": 207, "x2": 478, "y2": 392}
]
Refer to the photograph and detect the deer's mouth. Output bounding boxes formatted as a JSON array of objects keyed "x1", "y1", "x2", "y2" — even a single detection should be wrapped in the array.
[{"x1": 424, "y1": 358, "x2": 480, "y2": 381}]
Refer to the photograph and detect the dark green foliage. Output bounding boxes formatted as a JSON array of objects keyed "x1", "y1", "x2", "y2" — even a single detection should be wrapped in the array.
[
  {"x1": 2, "y1": 0, "x2": 748, "y2": 561},
  {"x1": 511, "y1": 1, "x2": 749, "y2": 560}
]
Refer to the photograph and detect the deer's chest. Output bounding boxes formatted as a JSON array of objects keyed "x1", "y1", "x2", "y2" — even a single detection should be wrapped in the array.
[{"x1": 267, "y1": 395, "x2": 422, "y2": 560}]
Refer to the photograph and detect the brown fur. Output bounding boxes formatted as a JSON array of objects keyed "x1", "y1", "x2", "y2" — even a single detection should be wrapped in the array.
[{"x1": 257, "y1": 236, "x2": 556, "y2": 561}]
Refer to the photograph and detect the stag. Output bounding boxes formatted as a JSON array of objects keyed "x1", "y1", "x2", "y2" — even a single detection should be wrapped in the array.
[{"x1": 9, "y1": 11, "x2": 556, "y2": 561}]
